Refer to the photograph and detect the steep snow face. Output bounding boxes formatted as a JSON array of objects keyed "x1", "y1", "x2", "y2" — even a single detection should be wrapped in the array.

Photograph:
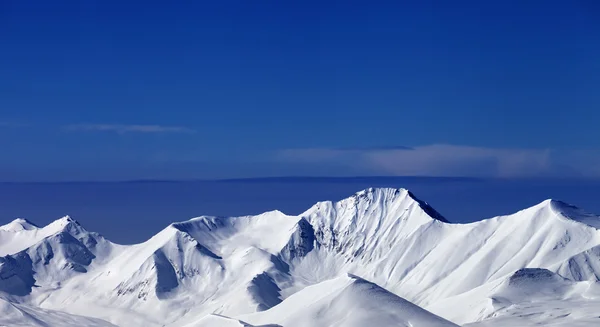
[
  {"x1": 554, "y1": 244, "x2": 600, "y2": 281},
  {"x1": 0, "y1": 215, "x2": 109, "y2": 256},
  {"x1": 2, "y1": 187, "x2": 600, "y2": 327},
  {"x1": 25, "y1": 231, "x2": 97, "y2": 284},
  {"x1": 27, "y1": 211, "x2": 309, "y2": 326},
  {"x1": 0, "y1": 216, "x2": 116, "y2": 297},
  {"x1": 0, "y1": 252, "x2": 35, "y2": 296},
  {"x1": 240, "y1": 274, "x2": 459, "y2": 327},
  {"x1": 303, "y1": 188, "x2": 447, "y2": 257},
  {"x1": 285, "y1": 189, "x2": 600, "y2": 308},
  {"x1": 104, "y1": 211, "x2": 302, "y2": 302},
  {"x1": 170, "y1": 210, "x2": 304, "y2": 257},
  {"x1": 106, "y1": 225, "x2": 228, "y2": 302}
]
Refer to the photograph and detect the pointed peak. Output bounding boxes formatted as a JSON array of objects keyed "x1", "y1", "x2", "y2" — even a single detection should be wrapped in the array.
[
  {"x1": 265, "y1": 209, "x2": 287, "y2": 216},
  {"x1": 534, "y1": 198, "x2": 573, "y2": 209},
  {"x1": 352, "y1": 188, "x2": 449, "y2": 223},
  {"x1": 0, "y1": 218, "x2": 39, "y2": 232},
  {"x1": 252, "y1": 209, "x2": 289, "y2": 219},
  {"x1": 304, "y1": 187, "x2": 449, "y2": 224},
  {"x1": 405, "y1": 190, "x2": 450, "y2": 223},
  {"x1": 353, "y1": 187, "x2": 408, "y2": 198},
  {"x1": 43, "y1": 215, "x2": 86, "y2": 236},
  {"x1": 53, "y1": 215, "x2": 79, "y2": 226},
  {"x1": 338, "y1": 187, "x2": 408, "y2": 206}
]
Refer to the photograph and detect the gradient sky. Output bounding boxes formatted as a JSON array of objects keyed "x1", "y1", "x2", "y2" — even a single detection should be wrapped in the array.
[{"x1": 1, "y1": 1, "x2": 599, "y2": 181}]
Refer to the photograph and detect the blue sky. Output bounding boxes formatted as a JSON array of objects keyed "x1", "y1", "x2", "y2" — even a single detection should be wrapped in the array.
[{"x1": 1, "y1": 1, "x2": 599, "y2": 181}]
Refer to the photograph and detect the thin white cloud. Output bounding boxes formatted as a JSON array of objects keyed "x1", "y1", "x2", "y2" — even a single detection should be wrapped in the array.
[
  {"x1": 364, "y1": 145, "x2": 552, "y2": 177},
  {"x1": 278, "y1": 145, "x2": 600, "y2": 178},
  {"x1": 65, "y1": 124, "x2": 195, "y2": 134}
]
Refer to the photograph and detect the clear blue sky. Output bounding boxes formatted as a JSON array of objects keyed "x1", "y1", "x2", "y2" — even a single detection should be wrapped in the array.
[{"x1": 1, "y1": 1, "x2": 599, "y2": 181}]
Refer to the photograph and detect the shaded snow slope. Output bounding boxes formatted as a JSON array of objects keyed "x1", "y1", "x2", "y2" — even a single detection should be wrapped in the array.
[
  {"x1": 0, "y1": 216, "x2": 117, "y2": 298},
  {"x1": 0, "y1": 216, "x2": 86, "y2": 256},
  {"x1": 547, "y1": 199, "x2": 600, "y2": 229},
  {"x1": 1, "y1": 187, "x2": 600, "y2": 327},
  {"x1": 554, "y1": 244, "x2": 600, "y2": 281}
]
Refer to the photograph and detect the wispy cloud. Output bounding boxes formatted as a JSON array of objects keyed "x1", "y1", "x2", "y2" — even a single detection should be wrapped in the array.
[
  {"x1": 65, "y1": 124, "x2": 195, "y2": 134},
  {"x1": 277, "y1": 145, "x2": 600, "y2": 178}
]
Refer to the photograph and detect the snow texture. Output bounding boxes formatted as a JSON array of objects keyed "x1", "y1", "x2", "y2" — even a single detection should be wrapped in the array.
[{"x1": 1, "y1": 187, "x2": 600, "y2": 326}]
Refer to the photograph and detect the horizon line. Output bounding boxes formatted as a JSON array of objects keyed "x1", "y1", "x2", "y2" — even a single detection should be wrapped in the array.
[
  {"x1": 0, "y1": 176, "x2": 480, "y2": 184},
  {"x1": 1, "y1": 175, "x2": 597, "y2": 184}
]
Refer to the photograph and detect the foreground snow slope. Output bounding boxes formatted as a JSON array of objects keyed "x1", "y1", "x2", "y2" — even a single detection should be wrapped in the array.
[
  {"x1": 428, "y1": 267, "x2": 600, "y2": 326},
  {"x1": 179, "y1": 314, "x2": 260, "y2": 327},
  {"x1": 0, "y1": 297, "x2": 116, "y2": 327},
  {"x1": 1, "y1": 187, "x2": 600, "y2": 326},
  {"x1": 239, "y1": 274, "x2": 459, "y2": 327}
]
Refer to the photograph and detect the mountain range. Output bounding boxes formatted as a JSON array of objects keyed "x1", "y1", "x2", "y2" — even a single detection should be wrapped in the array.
[{"x1": 1, "y1": 187, "x2": 600, "y2": 326}]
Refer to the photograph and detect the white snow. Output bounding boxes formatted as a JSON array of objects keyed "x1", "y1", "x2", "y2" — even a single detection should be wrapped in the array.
[
  {"x1": 1, "y1": 187, "x2": 600, "y2": 326},
  {"x1": 0, "y1": 215, "x2": 101, "y2": 256},
  {"x1": 0, "y1": 297, "x2": 116, "y2": 327},
  {"x1": 239, "y1": 274, "x2": 458, "y2": 327},
  {"x1": 0, "y1": 218, "x2": 38, "y2": 232}
]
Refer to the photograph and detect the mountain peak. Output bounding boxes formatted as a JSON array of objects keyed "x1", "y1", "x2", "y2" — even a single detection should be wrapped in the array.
[
  {"x1": 47, "y1": 215, "x2": 78, "y2": 227},
  {"x1": 541, "y1": 199, "x2": 600, "y2": 229},
  {"x1": 303, "y1": 187, "x2": 449, "y2": 226},
  {"x1": 0, "y1": 218, "x2": 39, "y2": 232},
  {"x1": 300, "y1": 188, "x2": 450, "y2": 259},
  {"x1": 42, "y1": 215, "x2": 88, "y2": 237},
  {"x1": 353, "y1": 186, "x2": 406, "y2": 198},
  {"x1": 405, "y1": 190, "x2": 450, "y2": 223},
  {"x1": 350, "y1": 187, "x2": 449, "y2": 223}
]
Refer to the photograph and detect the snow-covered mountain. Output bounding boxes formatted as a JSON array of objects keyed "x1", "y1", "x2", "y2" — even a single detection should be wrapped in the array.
[{"x1": 1, "y1": 187, "x2": 600, "y2": 327}]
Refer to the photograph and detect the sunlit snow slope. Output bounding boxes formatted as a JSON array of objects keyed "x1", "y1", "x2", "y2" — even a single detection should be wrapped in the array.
[
  {"x1": 239, "y1": 274, "x2": 458, "y2": 327},
  {"x1": 1, "y1": 187, "x2": 600, "y2": 327}
]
